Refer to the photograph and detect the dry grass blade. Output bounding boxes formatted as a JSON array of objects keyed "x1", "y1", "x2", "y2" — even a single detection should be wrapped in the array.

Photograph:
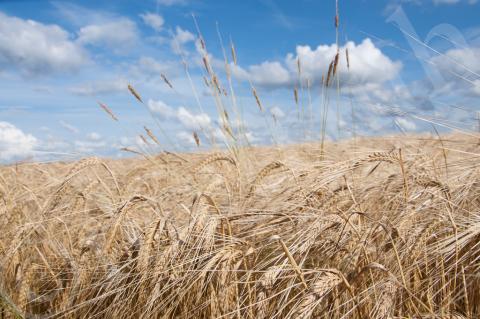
[
  {"x1": 193, "y1": 131, "x2": 200, "y2": 147},
  {"x1": 120, "y1": 147, "x2": 142, "y2": 155},
  {"x1": 194, "y1": 153, "x2": 236, "y2": 174},
  {"x1": 371, "y1": 279, "x2": 397, "y2": 319},
  {"x1": 247, "y1": 161, "x2": 284, "y2": 197},
  {"x1": 202, "y1": 56, "x2": 211, "y2": 74},
  {"x1": 333, "y1": 52, "x2": 340, "y2": 76},
  {"x1": 346, "y1": 48, "x2": 350, "y2": 69},
  {"x1": 161, "y1": 74, "x2": 173, "y2": 89},
  {"x1": 230, "y1": 41, "x2": 237, "y2": 65},
  {"x1": 139, "y1": 134, "x2": 150, "y2": 145},
  {"x1": 294, "y1": 271, "x2": 342, "y2": 319},
  {"x1": 98, "y1": 102, "x2": 118, "y2": 121},
  {"x1": 272, "y1": 235, "x2": 308, "y2": 289},
  {"x1": 144, "y1": 126, "x2": 160, "y2": 145},
  {"x1": 335, "y1": 0, "x2": 339, "y2": 28},
  {"x1": 252, "y1": 87, "x2": 263, "y2": 111},
  {"x1": 326, "y1": 61, "x2": 334, "y2": 87},
  {"x1": 128, "y1": 84, "x2": 143, "y2": 104}
]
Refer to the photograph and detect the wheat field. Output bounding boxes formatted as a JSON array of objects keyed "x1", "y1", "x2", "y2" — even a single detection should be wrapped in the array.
[{"x1": 1, "y1": 133, "x2": 479, "y2": 318}]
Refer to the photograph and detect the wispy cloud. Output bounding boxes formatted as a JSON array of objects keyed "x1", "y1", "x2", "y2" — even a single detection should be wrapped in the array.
[
  {"x1": 140, "y1": 12, "x2": 165, "y2": 32},
  {"x1": 59, "y1": 120, "x2": 80, "y2": 134},
  {"x1": 170, "y1": 26, "x2": 195, "y2": 54},
  {"x1": 69, "y1": 78, "x2": 128, "y2": 96},
  {"x1": 259, "y1": 0, "x2": 295, "y2": 29}
]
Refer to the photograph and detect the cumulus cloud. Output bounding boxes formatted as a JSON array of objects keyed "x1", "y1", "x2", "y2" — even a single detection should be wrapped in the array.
[
  {"x1": 148, "y1": 99, "x2": 212, "y2": 129},
  {"x1": 233, "y1": 61, "x2": 291, "y2": 88},
  {"x1": 171, "y1": 27, "x2": 195, "y2": 54},
  {"x1": 177, "y1": 106, "x2": 211, "y2": 130},
  {"x1": 176, "y1": 131, "x2": 196, "y2": 146},
  {"x1": 0, "y1": 11, "x2": 88, "y2": 75},
  {"x1": 0, "y1": 122, "x2": 37, "y2": 161},
  {"x1": 140, "y1": 12, "x2": 164, "y2": 32},
  {"x1": 233, "y1": 38, "x2": 402, "y2": 89},
  {"x1": 147, "y1": 99, "x2": 223, "y2": 145},
  {"x1": 147, "y1": 99, "x2": 176, "y2": 118},
  {"x1": 77, "y1": 18, "x2": 138, "y2": 51}
]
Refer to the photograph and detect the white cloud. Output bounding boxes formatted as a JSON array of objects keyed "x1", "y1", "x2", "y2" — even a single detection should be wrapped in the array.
[
  {"x1": 148, "y1": 99, "x2": 211, "y2": 129},
  {"x1": 245, "y1": 131, "x2": 260, "y2": 144},
  {"x1": 234, "y1": 61, "x2": 291, "y2": 88},
  {"x1": 233, "y1": 38, "x2": 402, "y2": 89},
  {"x1": 286, "y1": 39, "x2": 401, "y2": 86},
  {"x1": 171, "y1": 27, "x2": 195, "y2": 54},
  {"x1": 77, "y1": 18, "x2": 138, "y2": 50},
  {"x1": 140, "y1": 12, "x2": 164, "y2": 32},
  {"x1": 115, "y1": 135, "x2": 155, "y2": 151},
  {"x1": 0, "y1": 122, "x2": 37, "y2": 161},
  {"x1": 148, "y1": 100, "x2": 221, "y2": 146},
  {"x1": 174, "y1": 27, "x2": 195, "y2": 44},
  {"x1": 0, "y1": 11, "x2": 88, "y2": 75},
  {"x1": 176, "y1": 131, "x2": 196, "y2": 146},
  {"x1": 177, "y1": 106, "x2": 211, "y2": 130},
  {"x1": 147, "y1": 99, "x2": 176, "y2": 118}
]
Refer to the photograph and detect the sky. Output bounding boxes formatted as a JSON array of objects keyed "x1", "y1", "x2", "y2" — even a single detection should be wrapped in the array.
[{"x1": 0, "y1": 0, "x2": 479, "y2": 162}]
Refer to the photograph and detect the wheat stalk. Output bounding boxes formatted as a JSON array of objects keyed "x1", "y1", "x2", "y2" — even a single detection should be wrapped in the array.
[
  {"x1": 128, "y1": 84, "x2": 144, "y2": 104},
  {"x1": 98, "y1": 102, "x2": 118, "y2": 121}
]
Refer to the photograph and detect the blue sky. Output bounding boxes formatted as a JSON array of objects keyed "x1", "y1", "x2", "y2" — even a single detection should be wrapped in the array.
[{"x1": 0, "y1": 0, "x2": 479, "y2": 162}]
